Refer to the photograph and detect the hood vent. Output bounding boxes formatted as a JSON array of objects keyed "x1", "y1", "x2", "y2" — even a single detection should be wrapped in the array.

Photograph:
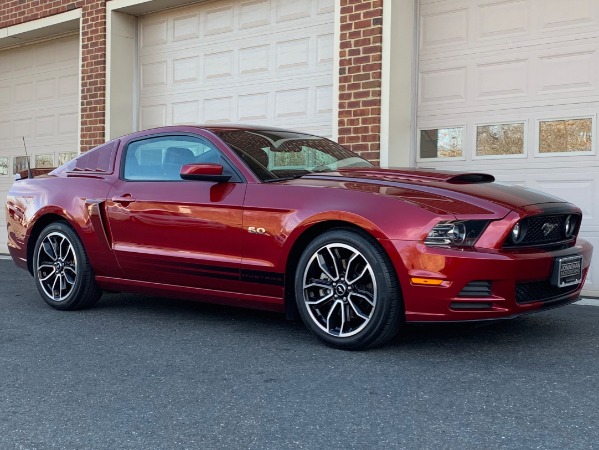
[{"x1": 446, "y1": 173, "x2": 495, "y2": 184}]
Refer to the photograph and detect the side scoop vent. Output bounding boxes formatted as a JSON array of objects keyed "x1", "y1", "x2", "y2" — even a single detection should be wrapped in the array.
[{"x1": 446, "y1": 173, "x2": 495, "y2": 184}]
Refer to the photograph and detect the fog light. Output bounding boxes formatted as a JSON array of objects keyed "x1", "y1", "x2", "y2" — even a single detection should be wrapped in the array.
[
  {"x1": 511, "y1": 221, "x2": 526, "y2": 244},
  {"x1": 564, "y1": 215, "x2": 577, "y2": 238}
]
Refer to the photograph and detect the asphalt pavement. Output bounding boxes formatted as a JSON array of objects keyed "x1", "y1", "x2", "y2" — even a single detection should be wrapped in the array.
[{"x1": 1, "y1": 258, "x2": 598, "y2": 449}]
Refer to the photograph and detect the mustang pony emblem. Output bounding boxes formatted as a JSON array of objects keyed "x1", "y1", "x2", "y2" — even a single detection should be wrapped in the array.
[{"x1": 542, "y1": 222, "x2": 558, "y2": 236}]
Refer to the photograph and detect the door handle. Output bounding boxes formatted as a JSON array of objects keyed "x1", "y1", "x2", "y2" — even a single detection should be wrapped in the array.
[{"x1": 111, "y1": 195, "x2": 136, "y2": 204}]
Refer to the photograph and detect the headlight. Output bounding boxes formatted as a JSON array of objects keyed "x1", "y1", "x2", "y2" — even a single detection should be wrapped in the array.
[
  {"x1": 564, "y1": 215, "x2": 577, "y2": 238},
  {"x1": 425, "y1": 220, "x2": 489, "y2": 247}
]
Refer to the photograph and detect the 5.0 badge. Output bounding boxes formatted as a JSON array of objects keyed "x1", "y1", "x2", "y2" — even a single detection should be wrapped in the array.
[{"x1": 248, "y1": 226, "x2": 267, "y2": 235}]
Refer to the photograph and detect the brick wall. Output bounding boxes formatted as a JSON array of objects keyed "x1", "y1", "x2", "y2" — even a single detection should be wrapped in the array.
[
  {"x1": 338, "y1": 0, "x2": 383, "y2": 165},
  {"x1": 80, "y1": 1, "x2": 106, "y2": 151},
  {"x1": 1, "y1": 0, "x2": 106, "y2": 152}
]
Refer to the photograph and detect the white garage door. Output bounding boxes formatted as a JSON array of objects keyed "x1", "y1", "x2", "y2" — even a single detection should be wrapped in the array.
[
  {"x1": 415, "y1": 0, "x2": 599, "y2": 296},
  {"x1": 0, "y1": 35, "x2": 79, "y2": 252},
  {"x1": 138, "y1": 0, "x2": 335, "y2": 137}
]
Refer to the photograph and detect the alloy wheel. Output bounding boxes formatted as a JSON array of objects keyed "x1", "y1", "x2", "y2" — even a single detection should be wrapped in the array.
[
  {"x1": 36, "y1": 231, "x2": 78, "y2": 302},
  {"x1": 302, "y1": 243, "x2": 377, "y2": 337}
]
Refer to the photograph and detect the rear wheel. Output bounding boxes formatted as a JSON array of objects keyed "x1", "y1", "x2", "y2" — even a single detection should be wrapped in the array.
[
  {"x1": 33, "y1": 222, "x2": 102, "y2": 310},
  {"x1": 295, "y1": 229, "x2": 403, "y2": 350}
]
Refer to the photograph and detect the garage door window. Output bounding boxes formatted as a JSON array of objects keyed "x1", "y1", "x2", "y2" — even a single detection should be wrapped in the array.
[
  {"x1": 476, "y1": 122, "x2": 525, "y2": 158},
  {"x1": 419, "y1": 127, "x2": 464, "y2": 159},
  {"x1": 13, "y1": 156, "x2": 29, "y2": 175},
  {"x1": 35, "y1": 154, "x2": 54, "y2": 169},
  {"x1": 538, "y1": 118, "x2": 593, "y2": 155},
  {"x1": 0, "y1": 157, "x2": 7, "y2": 176},
  {"x1": 58, "y1": 152, "x2": 78, "y2": 166}
]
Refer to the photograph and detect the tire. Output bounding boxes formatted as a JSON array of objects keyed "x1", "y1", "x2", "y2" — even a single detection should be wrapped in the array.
[
  {"x1": 33, "y1": 221, "x2": 102, "y2": 310},
  {"x1": 294, "y1": 228, "x2": 403, "y2": 350}
]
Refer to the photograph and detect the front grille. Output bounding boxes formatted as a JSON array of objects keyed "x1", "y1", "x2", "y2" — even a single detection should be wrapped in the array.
[
  {"x1": 457, "y1": 280, "x2": 492, "y2": 298},
  {"x1": 504, "y1": 214, "x2": 579, "y2": 248},
  {"x1": 515, "y1": 280, "x2": 580, "y2": 304}
]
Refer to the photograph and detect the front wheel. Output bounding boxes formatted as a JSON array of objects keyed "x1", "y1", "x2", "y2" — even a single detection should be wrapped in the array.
[
  {"x1": 295, "y1": 229, "x2": 403, "y2": 350},
  {"x1": 33, "y1": 222, "x2": 102, "y2": 310}
]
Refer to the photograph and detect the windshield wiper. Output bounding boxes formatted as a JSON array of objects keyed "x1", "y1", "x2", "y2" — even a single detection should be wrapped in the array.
[{"x1": 263, "y1": 174, "x2": 307, "y2": 183}]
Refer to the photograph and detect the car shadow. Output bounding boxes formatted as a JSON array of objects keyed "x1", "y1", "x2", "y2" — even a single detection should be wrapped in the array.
[{"x1": 92, "y1": 292, "x2": 583, "y2": 352}]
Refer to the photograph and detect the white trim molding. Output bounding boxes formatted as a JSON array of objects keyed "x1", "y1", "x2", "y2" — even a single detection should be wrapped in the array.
[
  {"x1": 332, "y1": 0, "x2": 341, "y2": 141},
  {"x1": 380, "y1": 0, "x2": 416, "y2": 168},
  {"x1": 0, "y1": 9, "x2": 81, "y2": 49},
  {"x1": 106, "y1": 9, "x2": 137, "y2": 140}
]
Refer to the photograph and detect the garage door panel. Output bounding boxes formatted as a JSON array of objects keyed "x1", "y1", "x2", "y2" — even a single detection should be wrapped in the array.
[
  {"x1": 476, "y1": 59, "x2": 529, "y2": 100},
  {"x1": 421, "y1": 0, "x2": 599, "y2": 59},
  {"x1": 141, "y1": 80, "x2": 332, "y2": 129},
  {"x1": 535, "y1": 178, "x2": 596, "y2": 222},
  {"x1": 139, "y1": 0, "x2": 334, "y2": 136},
  {"x1": 139, "y1": 3, "x2": 332, "y2": 56},
  {"x1": 419, "y1": 66, "x2": 467, "y2": 106},
  {"x1": 139, "y1": 37, "x2": 332, "y2": 90},
  {"x1": 0, "y1": 35, "x2": 79, "y2": 251},
  {"x1": 204, "y1": 5, "x2": 235, "y2": 35},
  {"x1": 419, "y1": 40, "x2": 599, "y2": 115},
  {"x1": 139, "y1": 27, "x2": 332, "y2": 67},
  {"x1": 476, "y1": 0, "x2": 530, "y2": 41},
  {"x1": 537, "y1": 50, "x2": 597, "y2": 95},
  {"x1": 538, "y1": 0, "x2": 597, "y2": 31}
]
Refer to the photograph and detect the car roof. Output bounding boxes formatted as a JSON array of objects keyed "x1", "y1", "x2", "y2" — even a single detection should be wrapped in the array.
[{"x1": 203, "y1": 124, "x2": 313, "y2": 134}]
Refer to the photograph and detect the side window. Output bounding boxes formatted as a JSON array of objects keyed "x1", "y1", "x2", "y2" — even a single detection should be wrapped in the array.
[{"x1": 123, "y1": 135, "x2": 234, "y2": 181}]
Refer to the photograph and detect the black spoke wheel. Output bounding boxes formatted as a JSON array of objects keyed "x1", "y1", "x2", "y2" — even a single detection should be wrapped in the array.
[
  {"x1": 33, "y1": 222, "x2": 102, "y2": 310},
  {"x1": 295, "y1": 229, "x2": 403, "y2": 350}
]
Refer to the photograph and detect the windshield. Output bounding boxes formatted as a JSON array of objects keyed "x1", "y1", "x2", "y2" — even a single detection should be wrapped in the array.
[{"x1": 214, "y1": 129, "x2": 373, "y2": 182}]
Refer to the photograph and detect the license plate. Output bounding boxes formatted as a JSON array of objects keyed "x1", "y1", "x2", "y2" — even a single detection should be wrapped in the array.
[{"x1": 551, "y1": 255, "x2": 583, "y2": 288}]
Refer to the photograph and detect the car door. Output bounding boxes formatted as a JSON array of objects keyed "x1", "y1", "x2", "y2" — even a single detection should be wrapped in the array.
[{"x1": 105, "y1": 133, "x2": 246, "y2": 292}]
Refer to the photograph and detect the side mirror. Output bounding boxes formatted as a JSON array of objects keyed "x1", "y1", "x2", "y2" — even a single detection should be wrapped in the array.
[{"x1": 180, "y1": 163, "x2": 232, "y2": 182}]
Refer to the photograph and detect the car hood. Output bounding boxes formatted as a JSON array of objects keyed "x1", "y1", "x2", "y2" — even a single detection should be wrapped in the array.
[{"x1": 287, "y1": 168, "x2": 569, "y2": 217}]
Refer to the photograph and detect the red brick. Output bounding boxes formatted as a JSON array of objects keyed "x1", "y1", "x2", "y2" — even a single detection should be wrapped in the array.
[
  {"x1": 362, "y1": 80, "x2": 381, "y2": 89},
  {"x1": 352, "y1": 90, "x2": 370, "y2": 100},
  {"x1": 353, "y1": 19, "x2": 372, "y2": 29},
  {"x1": 363, "y1": 9, "x2": 381, "y2": 19},
  {"x1": 353, "y1": 38, "x2": 371, "y2": 47},
  {"x1": 362, "y1": 45, "x2": 382, "y2": 55},
  {"x1": 352, "y1": 55, "x2": 371, "y2": 65},
  {"x1": 352, "y1": 73, "x2": 371, "y2": 82},
  {"x1": 359, "y1": 151, "x2": 380, "y2": 160}
]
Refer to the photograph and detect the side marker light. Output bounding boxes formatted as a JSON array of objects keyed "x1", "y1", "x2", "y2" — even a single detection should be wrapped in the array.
[{"x1": 410, "y1": 277, "x2": 444, "y2": 286}]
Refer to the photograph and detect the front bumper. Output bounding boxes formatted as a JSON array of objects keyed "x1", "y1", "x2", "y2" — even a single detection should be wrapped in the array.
[{"x1": 380, "y1": 239, "x2": 593, "y2": 322}]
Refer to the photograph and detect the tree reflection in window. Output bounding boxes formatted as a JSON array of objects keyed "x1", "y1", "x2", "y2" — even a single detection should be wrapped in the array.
[
  {"x1": 420, "y1": 127, "x2": 463, "y2": 158},
  {"x1": 539, "y1": 118, "x2": 592, "y2": 153},
  {"x1": 476, "y1": 123, "x2": 524, "y2": 156},
  {"x1": 0, "y1": 156, "x2": 8, "y2": 176}
]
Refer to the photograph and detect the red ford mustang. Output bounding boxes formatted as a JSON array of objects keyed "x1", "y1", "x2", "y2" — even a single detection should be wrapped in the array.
[{"x1": 6, "y1": 125, "x2": 593, "y2": 349}]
